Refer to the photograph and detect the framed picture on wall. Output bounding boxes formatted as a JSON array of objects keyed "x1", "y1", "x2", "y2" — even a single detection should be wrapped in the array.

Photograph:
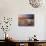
[{"x1": 18, "y1": 14, "x2": 34, "y2": 26}]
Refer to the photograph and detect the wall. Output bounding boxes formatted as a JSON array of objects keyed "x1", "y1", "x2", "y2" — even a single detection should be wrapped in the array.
[{"x1": 0, "y1": 0, "x2": 46, "y2": 40}]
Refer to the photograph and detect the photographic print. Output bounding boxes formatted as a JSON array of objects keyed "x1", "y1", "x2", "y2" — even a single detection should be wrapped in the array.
[{"x1": 18, "y1": 14, "x2": 34, "y2": 26}]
